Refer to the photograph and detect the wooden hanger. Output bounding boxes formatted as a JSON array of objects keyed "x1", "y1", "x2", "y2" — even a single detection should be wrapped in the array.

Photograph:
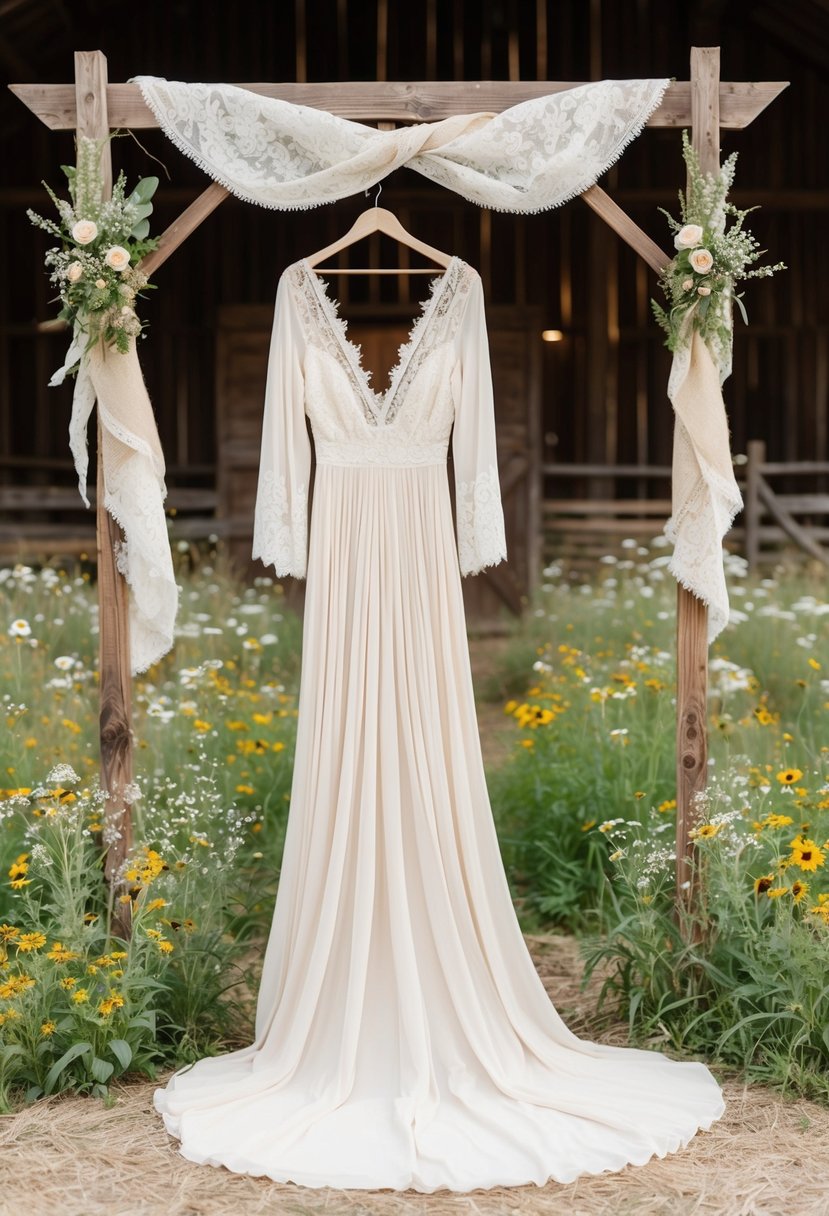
[{"x1": 305, "y1": 185, "x2": 452, "y2": 274}]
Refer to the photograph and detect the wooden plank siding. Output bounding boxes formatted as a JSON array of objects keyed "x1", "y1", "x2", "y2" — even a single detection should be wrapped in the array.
[{"x1": 1, "y1": 2, "x2": 822, "y2": 585}]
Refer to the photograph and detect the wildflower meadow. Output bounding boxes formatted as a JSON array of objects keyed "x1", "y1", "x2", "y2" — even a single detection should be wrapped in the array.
[
  {"x1": 1, "y1": 537, "x2": 827, "y2": 1110},
  {"x1": 0, "y1": 553, "x2": 300, "y2": 1108},
  {"x1": 487, "y1": 538, "x2": 829, "y2": 1101}
]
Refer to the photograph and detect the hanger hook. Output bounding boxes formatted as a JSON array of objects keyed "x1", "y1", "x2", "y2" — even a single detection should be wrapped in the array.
[{"x1": 363, "y1": 182, "x2": 383, "y2": 207}]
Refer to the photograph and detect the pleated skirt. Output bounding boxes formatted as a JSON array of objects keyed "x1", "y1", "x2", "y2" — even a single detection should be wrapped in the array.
[{"x1": 153, "y1": 462, "x2": 725, "y2": 1192}]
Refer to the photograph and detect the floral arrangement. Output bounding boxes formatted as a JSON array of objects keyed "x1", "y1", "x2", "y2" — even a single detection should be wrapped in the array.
[
  {"x1": 651, "y1": 130, "x2": 785, "y2": 355},
  {"x1": 27, "y1": 135, "x2": 160, "y2": 369}
]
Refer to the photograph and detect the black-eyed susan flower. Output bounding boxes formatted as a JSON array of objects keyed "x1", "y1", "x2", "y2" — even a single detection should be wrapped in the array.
[
  {"x1": 767, "y1": 886, "x2": 789, "y2": 899},
  {"x1": 777, "y1": 768, "x2": 804, "y2": 786},
  {"x1": 788, "y1": 836, "x2": 825, "y2": 873},
  {"x1": 753, "y1": 874, "x2": 775, "y2": 895},
  {"x1": 790, "y1": 880, "x2": 809, "y2": 903},
  {"x1": 692, "y1": 823, "x2": 722, "y2": 840}
]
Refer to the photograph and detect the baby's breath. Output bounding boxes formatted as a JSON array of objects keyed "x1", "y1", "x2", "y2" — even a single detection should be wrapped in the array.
[{"x1": 651, "y1": 130, "x2": 785, "y2": 358}]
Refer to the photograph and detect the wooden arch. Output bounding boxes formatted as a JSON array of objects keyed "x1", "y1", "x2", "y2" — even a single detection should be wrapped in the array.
[{"x1": 11, "y1": 50, "x2": 788, "y2": 939}]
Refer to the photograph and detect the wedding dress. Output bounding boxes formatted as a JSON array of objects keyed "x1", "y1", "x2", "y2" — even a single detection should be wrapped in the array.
[{"x1": 153, "y1": 255, "x2": 725, "y2": 1192}]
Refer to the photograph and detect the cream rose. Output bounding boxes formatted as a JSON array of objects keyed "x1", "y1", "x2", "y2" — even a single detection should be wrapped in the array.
[
  {"x1": 681, "y1": 278, "x2": 693, "y2": 292},
  {"x1": 71, "y1": 219, "x2": 98, "y2": 245},
  {"x1": 95, "y1": 278, "x2": 106, "y2": 289},
  {"x1": 66, "y1": 261, "x2": 83, "y2": 283},
  {"x1": 689, "y1": 247, "x2": 714, "y2": 274},
  {"x1": 674, "y1": 223, "x2": 703, "y2": 250},
  {"x1": 104, "y1": 245, "x2": 130, "y2": 272},
  {"x1": 697, "y1": 285, "x2": 711, "y2": 297}
]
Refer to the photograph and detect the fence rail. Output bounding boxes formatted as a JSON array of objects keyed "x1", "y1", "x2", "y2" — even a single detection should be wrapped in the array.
[{"x1": 542, "y1": 440, "x2": 829, "y2": 568}]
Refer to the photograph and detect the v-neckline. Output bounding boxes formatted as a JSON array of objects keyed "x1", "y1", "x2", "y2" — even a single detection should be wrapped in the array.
[{"x1": 301, "y1": 255, "x2": 459, "y2": 424}]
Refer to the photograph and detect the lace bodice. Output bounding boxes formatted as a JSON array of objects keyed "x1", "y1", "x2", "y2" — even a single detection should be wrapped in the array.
[{"x1": 252, "y1": 257, "x2": 507, "y2": 579}]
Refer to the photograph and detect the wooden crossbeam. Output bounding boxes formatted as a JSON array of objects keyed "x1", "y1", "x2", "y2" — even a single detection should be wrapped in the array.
[{"x1": 10, "y1": 78, "x2": 788, "y2": 130}]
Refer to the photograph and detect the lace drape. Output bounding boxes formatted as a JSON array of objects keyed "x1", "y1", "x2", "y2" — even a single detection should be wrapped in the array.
[{"x1": 132, "y1": 77, "x2": 670, "y2": 214}]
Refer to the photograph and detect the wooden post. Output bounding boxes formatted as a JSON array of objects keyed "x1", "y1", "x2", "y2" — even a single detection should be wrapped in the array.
[
  {"x1": 675, "y1": 47, "x2": 720, "y2": 924},
  {"x1": 745, "y1": 438, "x2": 764, "y2": 570},
  {"x1": 74, "y1": 50, "x2": 134, "y2": 940}
]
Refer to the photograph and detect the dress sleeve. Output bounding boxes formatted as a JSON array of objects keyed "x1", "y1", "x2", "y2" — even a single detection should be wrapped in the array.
[
  {"x1": 451, "y1": 272, "x2": 508, "y2": 577},
  {"x1": 252, "y1": 271, "x2": 312, "y2": 579}
]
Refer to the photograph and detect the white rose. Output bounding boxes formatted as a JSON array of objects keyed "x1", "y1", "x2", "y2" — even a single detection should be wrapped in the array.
[
  {"x1": 674, "y1": 223, "x2": 704, "y2": 250},
  {"x1": 95, "y1": 278, "x2": 106, "y2": 289},
  {"x1": 104, "y1": 245, "x2": 130, "y2": 272},
  {"x1": 689, "y1": 247, "x2": 714, "y2": 274},
  {"x1": 66, "y1": 261, "x2": 83, "y2": 283},
  {"x1": 681, "y1": 278, "x2": 693, "y2": 292},
  {"x1": 697, "y1": 285, "x2": 711, "y2": 297},
  {"x1": 71, "y1": 219, "x2": 98, "y2": 245}
]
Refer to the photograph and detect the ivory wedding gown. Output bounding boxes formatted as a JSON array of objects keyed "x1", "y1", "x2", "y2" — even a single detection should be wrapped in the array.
[{"x1": 153, "y1": 256, "x2": 726, "y2": 1191}]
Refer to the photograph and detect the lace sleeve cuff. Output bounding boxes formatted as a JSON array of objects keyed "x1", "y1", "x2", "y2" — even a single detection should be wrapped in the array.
[
  {"x1": 252, "y1": 470, "x2": 309, "y2": 579},
  {"x1": 456, "y1": 464, "x2": 507, "y2": 577}
]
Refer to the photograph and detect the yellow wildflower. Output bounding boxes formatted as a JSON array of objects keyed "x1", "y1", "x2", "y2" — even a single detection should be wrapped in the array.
[
  {"x1": 40, "y1": 1020, "x2": 57, "y2": 1037},
  {"x1": 776, "y1": 768, "x2": 804, "y2": 786},
  {"x1": 788, "y1": 836, "x2": 825, "y2": 873},
  {"x1": 71, "y1": 988, "x2": 89, "y2": 1003},
  {"x1": 16, "y1": 932, "x2": 46, "y2": 953}
]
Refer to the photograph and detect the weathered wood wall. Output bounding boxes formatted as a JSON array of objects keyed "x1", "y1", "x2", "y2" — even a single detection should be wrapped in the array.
[{"x1": 1, "y1": 0, "x2": 825, "y2": 550}]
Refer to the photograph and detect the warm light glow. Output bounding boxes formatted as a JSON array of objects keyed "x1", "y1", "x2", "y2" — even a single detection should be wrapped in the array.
[{"x1": 541, "y1": 329, "x2": 564, "y2": 343}]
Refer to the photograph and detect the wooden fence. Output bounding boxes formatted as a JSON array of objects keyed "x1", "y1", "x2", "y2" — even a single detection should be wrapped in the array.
[{"x1": 541, "y1": 440, "x2": 829, "y2": 568}]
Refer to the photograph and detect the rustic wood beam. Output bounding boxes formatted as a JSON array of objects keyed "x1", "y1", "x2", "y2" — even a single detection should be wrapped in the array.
[
  {"x1": 581, "y1": 185, "x2": 669, "y2": 275},
  {"x1": 675, "y1": 45, "x2": 719, "y2": 930},
  {"x1": 74, "y1": 49, "x2": 134, "y2": 941},
  {"x1": 9, "y1": 78, "x2": 789, "y2": 131},
  {"x1": 139, "y1": 182, "x2": 230, "y2": 278}
]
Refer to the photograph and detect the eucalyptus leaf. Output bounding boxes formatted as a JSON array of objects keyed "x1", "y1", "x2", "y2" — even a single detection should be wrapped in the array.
[
  {"x1": 735, "y1": 294, "x2": 749, "y2": 325},
  {"x1": 131, "y1": 202, "x2": 154, "y2": 220},
  {"x1": 129, "y1": 176, "x2": 159, "y2": 203},
  {"x1": 130, "y1": 219, "x2": 151, "y2": 240}
]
